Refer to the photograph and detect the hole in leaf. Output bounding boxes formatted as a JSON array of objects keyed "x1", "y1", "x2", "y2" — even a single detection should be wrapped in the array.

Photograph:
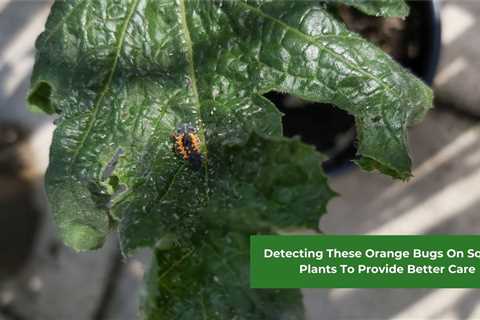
[
  {"x1": 264, "y1": 91, "x2": 357, "y2": 173},
  {"x1": 87, "y1": 181, "x2": 111, "y2": 209},
  {"x1": 28, "y1": 81, "x2": 54, "y2": 114}
]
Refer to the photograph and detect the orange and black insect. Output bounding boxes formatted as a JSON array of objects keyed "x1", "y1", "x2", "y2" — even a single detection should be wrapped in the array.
[{"x1": 172, "y1": 123, "x2": 203, "y2": 170}]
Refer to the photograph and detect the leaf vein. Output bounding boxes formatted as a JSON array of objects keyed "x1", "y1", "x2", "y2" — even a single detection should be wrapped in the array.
[
  {"x1": 238, "y1": 1, "x2": 403, "y2": 146},
  {"x1": 157, "y1": 248, "x2": 195, "y2": 282},
  {"x1": 178, "y1": 0, "x2": 210, "y2": 198},
  {"x1": 69, "y1": 0, "x2": 140, "y2": 169},
  {"x1": 43, "y1": 0, "x2": 88, "y2": 44}
]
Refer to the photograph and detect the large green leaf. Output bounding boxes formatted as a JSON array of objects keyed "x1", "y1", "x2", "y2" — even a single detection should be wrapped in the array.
[
  {"x1": 28, "y1": 0, "x2": 431, "y2": 317},
  {"x1": 29, "y1": 0, "x2": 431, "y2": 251},
  {"x1": 142, "y1": 230, "x2": 305, "y2": 320}
]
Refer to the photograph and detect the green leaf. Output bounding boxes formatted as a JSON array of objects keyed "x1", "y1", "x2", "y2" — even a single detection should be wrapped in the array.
[
  {"x1": 29, "y1": 0, "x2": 431, "y2": 251},
  {"x1": 228, "y1": 0, "x2": 431, "y2": 178},
  {"x1": 120, "y1": 132, "x2": 336, "y2": 253},
  {"x1": 330, "y1": 0, "x2": 410, "y2": 17},
  {"x1": 28, "y1": 0, "x2": 433, "y2": 317},
  {"x1": 141, "y1": 231, "x2": 305, "y2": 320}
]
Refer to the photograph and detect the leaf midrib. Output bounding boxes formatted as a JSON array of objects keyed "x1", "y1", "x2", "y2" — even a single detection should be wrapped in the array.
[
  {"x1": 237, "y1": 0, "x2": 403, "y2": 148},
  {"x1": 69, "y1": 0, "x2": 140, "y2": 169},
  {"x1": 238, "y1": 1, "x2": 395, "y2": 94},
  {"x1": 178, "y1": 0, "x2": 210, "y2": 197}
]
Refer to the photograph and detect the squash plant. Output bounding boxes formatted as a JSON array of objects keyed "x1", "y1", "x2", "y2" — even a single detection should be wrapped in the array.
[{"x1": 27, "y1": 0, "x2": 432, "y2": 318}]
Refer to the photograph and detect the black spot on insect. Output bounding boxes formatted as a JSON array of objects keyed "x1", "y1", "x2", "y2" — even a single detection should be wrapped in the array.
[
  {"x1": 188, "y1": 151, "x2": 202, "y2": 171},
  {"x1": 172, "y1": 123, "x2": 203, "y2": 170}
]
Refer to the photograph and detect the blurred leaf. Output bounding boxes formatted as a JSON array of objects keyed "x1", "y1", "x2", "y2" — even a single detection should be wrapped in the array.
[
  {"x1": 142, "y1": 231, "x2": 305, "y2": 320},
  {"x1": 331, "y1": 0, "x2": 410, "y2": 17}
]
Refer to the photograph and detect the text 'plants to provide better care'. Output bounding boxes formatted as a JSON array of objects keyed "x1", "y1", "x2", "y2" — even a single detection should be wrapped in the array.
[{"x1": 251, "y1": 236, "x2": 480, "y2": 288}]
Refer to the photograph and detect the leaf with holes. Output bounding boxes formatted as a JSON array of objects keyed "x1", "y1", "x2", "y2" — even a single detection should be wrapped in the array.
[{"x1": 28, "y1": 0, "x2": 431, "y2": 318}]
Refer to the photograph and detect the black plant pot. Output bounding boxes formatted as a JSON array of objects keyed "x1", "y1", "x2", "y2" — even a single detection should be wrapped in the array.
[{"x1": 265, "y1": 0, "x2": 441, "y2": 174}]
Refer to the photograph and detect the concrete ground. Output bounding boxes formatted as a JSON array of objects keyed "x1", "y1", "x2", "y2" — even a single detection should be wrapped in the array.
[{"x1": 1, "y1": 0, "x2": 480, "y2": 319}]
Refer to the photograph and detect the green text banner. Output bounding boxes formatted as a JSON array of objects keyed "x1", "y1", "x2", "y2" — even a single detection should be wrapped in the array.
[{"x1": 250, "y1": 235, "x2": 480, "y2": 288}]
